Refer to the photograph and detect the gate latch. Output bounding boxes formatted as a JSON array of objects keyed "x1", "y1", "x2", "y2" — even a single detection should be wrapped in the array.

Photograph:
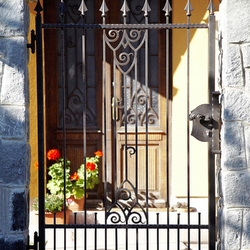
[
  {"x1": 189, "y1": 104, "x2": 213, "y2": 141},
  {"x1": 27, "y1": 30, "x2": 36, "y2": 54},
  {"x1": 189, "y1": 92, "x2": 220, "y2": 153}
]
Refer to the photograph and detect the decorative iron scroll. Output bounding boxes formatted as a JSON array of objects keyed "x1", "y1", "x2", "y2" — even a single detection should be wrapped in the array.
[
  {"x1": 106, "y1": 180, "x2": 147, "y2": 224},
  {"x1": 105, "y1": 27, "x2": 159, "y2": 126},
  {"x1": 103, "y1": 0, "x2": 159, "y2": 127},
  {"x1": 58, "y1": 0, "x2": 97, "y2": 128},
  {"x1": 127, "y1": 146, "x2": 136, "y2": 157}
]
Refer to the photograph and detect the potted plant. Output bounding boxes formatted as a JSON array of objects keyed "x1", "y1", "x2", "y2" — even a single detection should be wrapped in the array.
[
  {"x1": 33, "y1": 194, "x2": 71, "y2": 224},
  {"x1": 45, "y1": 148, "x2": 103, "y2": 211},
  {"x1": 67, "y1": 150, "x2": 103, "y2": 210},
  {"x1": 46, "y1": 149, "x2": 73, "y2": 199}
]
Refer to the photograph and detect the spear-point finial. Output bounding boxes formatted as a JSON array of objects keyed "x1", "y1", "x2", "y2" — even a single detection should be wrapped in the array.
[
  {"x1": 121, "y1": 0, "x2": 130, "y2": 17},
  {"x1": 78, "y1": 0, "x2": 88, "y2": 16},
  {"x1": 184, "y1": 0, "x2": 194, "y2": 16},
  {"x1": 207, "y1": 0, "x2": 216, "y2": 15},
  {"x1": 34, "y1": 0, "x2": 43, "y2": 13},
  {"x1": 99, "y1": 0, "x2": 109, "y2": 17},
  {"x1": 163, "y1": 0, "x2": 172, "y2": 17},
  {"x1": 59, "y1": 0, "x2": 67, "y2": 17},
  {"x1": 142, "y1": 0, "x2": 151, "y2": 17}
]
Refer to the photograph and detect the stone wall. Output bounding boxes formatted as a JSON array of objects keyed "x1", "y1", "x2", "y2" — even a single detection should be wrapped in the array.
[
  {"x1": 219, "y1": 0, "x2": 250, "y2": 249},
  {"x1": 0, "y1": 0, "x2": 30, "y2": 249}
]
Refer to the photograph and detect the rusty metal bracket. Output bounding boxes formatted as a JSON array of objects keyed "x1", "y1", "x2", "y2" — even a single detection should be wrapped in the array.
[
  {"x1": 27, "y1": 30, "x2": 36, "y2": 54},
  {"x1": 189, "y1": 91, "x2": 221, "y2": 154}
]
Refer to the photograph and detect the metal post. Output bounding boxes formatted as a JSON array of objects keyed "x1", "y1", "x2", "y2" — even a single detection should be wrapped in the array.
[
  {"x1": 208, "y1": 6, "x2": 216, "y2": 250},
  {"x1": 35, "y1": 1, "x2": 45, "y2": 249}
]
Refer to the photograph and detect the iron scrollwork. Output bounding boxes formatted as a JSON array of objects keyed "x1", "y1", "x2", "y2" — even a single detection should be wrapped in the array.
[
  {"x1": 105, "y1": 28, "x2": 159, "y2": 126},
  {"x1": 106, "y1": 180, "x2": 147, "y2": 225},
  {"x1": 126, "y1": 146, "x2": 136, "y2": 157}
]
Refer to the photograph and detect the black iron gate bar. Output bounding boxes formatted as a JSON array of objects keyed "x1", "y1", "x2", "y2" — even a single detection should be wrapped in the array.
[
  {"x1": 41, "y1": 23, "x2": 209, "y2": 29},
  {"x1": 32, "y1": 0, "x2": 217, "y2": 249},
  {"x1": 45, "y1": 224, "x2": 209, "y2": 230}
]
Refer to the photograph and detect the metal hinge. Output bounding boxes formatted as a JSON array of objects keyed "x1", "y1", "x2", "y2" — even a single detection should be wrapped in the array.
[
  {"x1": 189, "y1": 91, "x2": 221, "y2": 154},
  {"x1": 27, "y1": 30, "x2": 36, "y2": 54},
  {"x1": 26, "y1": 232, "x2": 39, "y2": 250}
]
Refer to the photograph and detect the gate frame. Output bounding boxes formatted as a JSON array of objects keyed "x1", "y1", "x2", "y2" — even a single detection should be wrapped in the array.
[{"x1": 30, "y1": 0, "x2": 219, "y2": 249}]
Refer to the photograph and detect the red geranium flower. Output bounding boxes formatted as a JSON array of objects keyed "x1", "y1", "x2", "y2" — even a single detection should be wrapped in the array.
[
  {"x1": 70, "y1": 172, "x2": 79, "y2": 181},
  {"x1": 94, "y1": 150, "x2": 103, "y2": 157},
  {"x1": 86, "y1": 162, "x2": 96, "y2": 171},
  {"x1": 47, "y1": 149, "x2": 61, "y2": 161}
]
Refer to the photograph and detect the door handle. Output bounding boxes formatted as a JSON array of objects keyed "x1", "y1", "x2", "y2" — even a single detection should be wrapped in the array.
[{"x1": 112, "y1": 97, "x2": 119, "y2": 121}]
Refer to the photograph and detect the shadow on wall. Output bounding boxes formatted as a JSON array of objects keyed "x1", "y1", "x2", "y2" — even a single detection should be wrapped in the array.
[{"x1": 0, "y1": 22, "x2": 29, "y2": 185}]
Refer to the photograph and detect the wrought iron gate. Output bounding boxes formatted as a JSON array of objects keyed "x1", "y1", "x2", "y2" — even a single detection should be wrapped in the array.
[{"x1": 28, "y1": 0, "x2": 220, "y2": 249}]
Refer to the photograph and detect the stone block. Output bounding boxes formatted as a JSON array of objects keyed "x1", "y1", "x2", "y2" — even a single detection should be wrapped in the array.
[
  {"x1": 241, "y1": 44, "x2": 250, "y2": 92},
  {"x1": 220, "y1": 121, "x2": 246, "y2": 170},
  {"x1": 0, "y1": 0, "x2": 29, "y2": 37},
  {"x1": 220, "y1": 0, "x2": 250, "y2": 43},
  {"x1": 0, "y1": 236, "x2": 4, "y2": 250},
  {"x1": 221, "y1": 209, "x2": 242, "y2": 250},
  {"x1": 0, "y1": 106, "x2": 27, "y2": 139},
  {"x1": 222, "y1": 89, "x2": 250, "y2": 123},
  {"x1": 0, "y1": 188, "x2": 28, "y2": 248},
  {"x1": 0, "y1": 37, "x2": 28, "y2": 105},
  {"x1": 222, "y1": 44, "x2": 244, "y2": 87},
  {"x1": 10, "y1": 190, "x2": 28, "y2": 231},
  {"x1": 241, "y1": 43, "x2": 250, "y2": 68},
  {"x1": 221, "y1": 171, "x2": 250, "y2": 207},
  {"x1": 244, "y1": 125, "x2": 250, "y2": 166},
  {"x1": 245, "y1": 69, "x2": 250, "y2": 92},
  {"x1": 242, "y1": 210, "x2": 250, "y2": 248},
  {"x1": 0, "y1": 185, "x2": 8, "y2": 234},
  {"x1": 1, "y1": 236, "x2": 26, "y2": 250},
  {"x1": 0, "y1": 140, "x2": 30, "y2": 185},
  {"x1": 0, "y1": 182, "x2": 3, "y2": 233}
]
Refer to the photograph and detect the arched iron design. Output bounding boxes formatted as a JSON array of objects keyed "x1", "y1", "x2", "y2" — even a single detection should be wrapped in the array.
[
  {"x1": 106, "y1": 180, "x2": 147, "y2": 224},
  {"x1": 57, "y1": 0, "x2": 97, "y2": 128},
  {"x1": 105, "y1": 27, "x2": 159, "y2": 126},
  {"x1": 121, "y1": 86, "x2": 159, "y2": 126},
  {"x1": 105, "y1": 29, "x2": 145, "y2": 75}
]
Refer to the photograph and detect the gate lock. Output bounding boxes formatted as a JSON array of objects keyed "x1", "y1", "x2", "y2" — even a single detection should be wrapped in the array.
[
  {"x1": 189, "y1": 92, "x2": 220, "y2": 154},
  {"x1": 27, "y1": 30, "x2": 36, "y2": 54}
]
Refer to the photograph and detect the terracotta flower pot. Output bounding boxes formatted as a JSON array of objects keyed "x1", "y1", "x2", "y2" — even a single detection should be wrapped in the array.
[
  {"x1": 67, "y1": 196, "x2": 85, "y2": 211},
  {"x1": 44, "y1": 209, "x2": 72, "y2": 224}
]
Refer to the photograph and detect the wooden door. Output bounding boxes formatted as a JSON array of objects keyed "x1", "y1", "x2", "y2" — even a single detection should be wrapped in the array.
[
  {"x1": 109, "y1": 1, "x2": 168, "y2": 200},
  {"x1": 44, "y1": 0, "x2": 104, "y2": 199},
  {"x1": 44, "y1": 0, "x2": 168, "y2": 201}
]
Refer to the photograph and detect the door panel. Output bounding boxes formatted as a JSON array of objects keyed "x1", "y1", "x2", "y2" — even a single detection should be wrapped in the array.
[
  {"x1": 45, "y1": 0, "x2": 103, "y2": 180},
  {"x1": 45, "y1": 0, "x2": 167, "y2": 199},
  {"x1": 107, "y1": 0, "x2": 167, "y2": 199}
]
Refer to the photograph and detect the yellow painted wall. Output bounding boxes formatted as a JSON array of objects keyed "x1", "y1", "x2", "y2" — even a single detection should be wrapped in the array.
[
  {"x1": 28, "y1": 1, "x2": 40, "y2": 199},
  {"x1": 171, "y1": 0, "x2": 219, "y2": 197}
]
